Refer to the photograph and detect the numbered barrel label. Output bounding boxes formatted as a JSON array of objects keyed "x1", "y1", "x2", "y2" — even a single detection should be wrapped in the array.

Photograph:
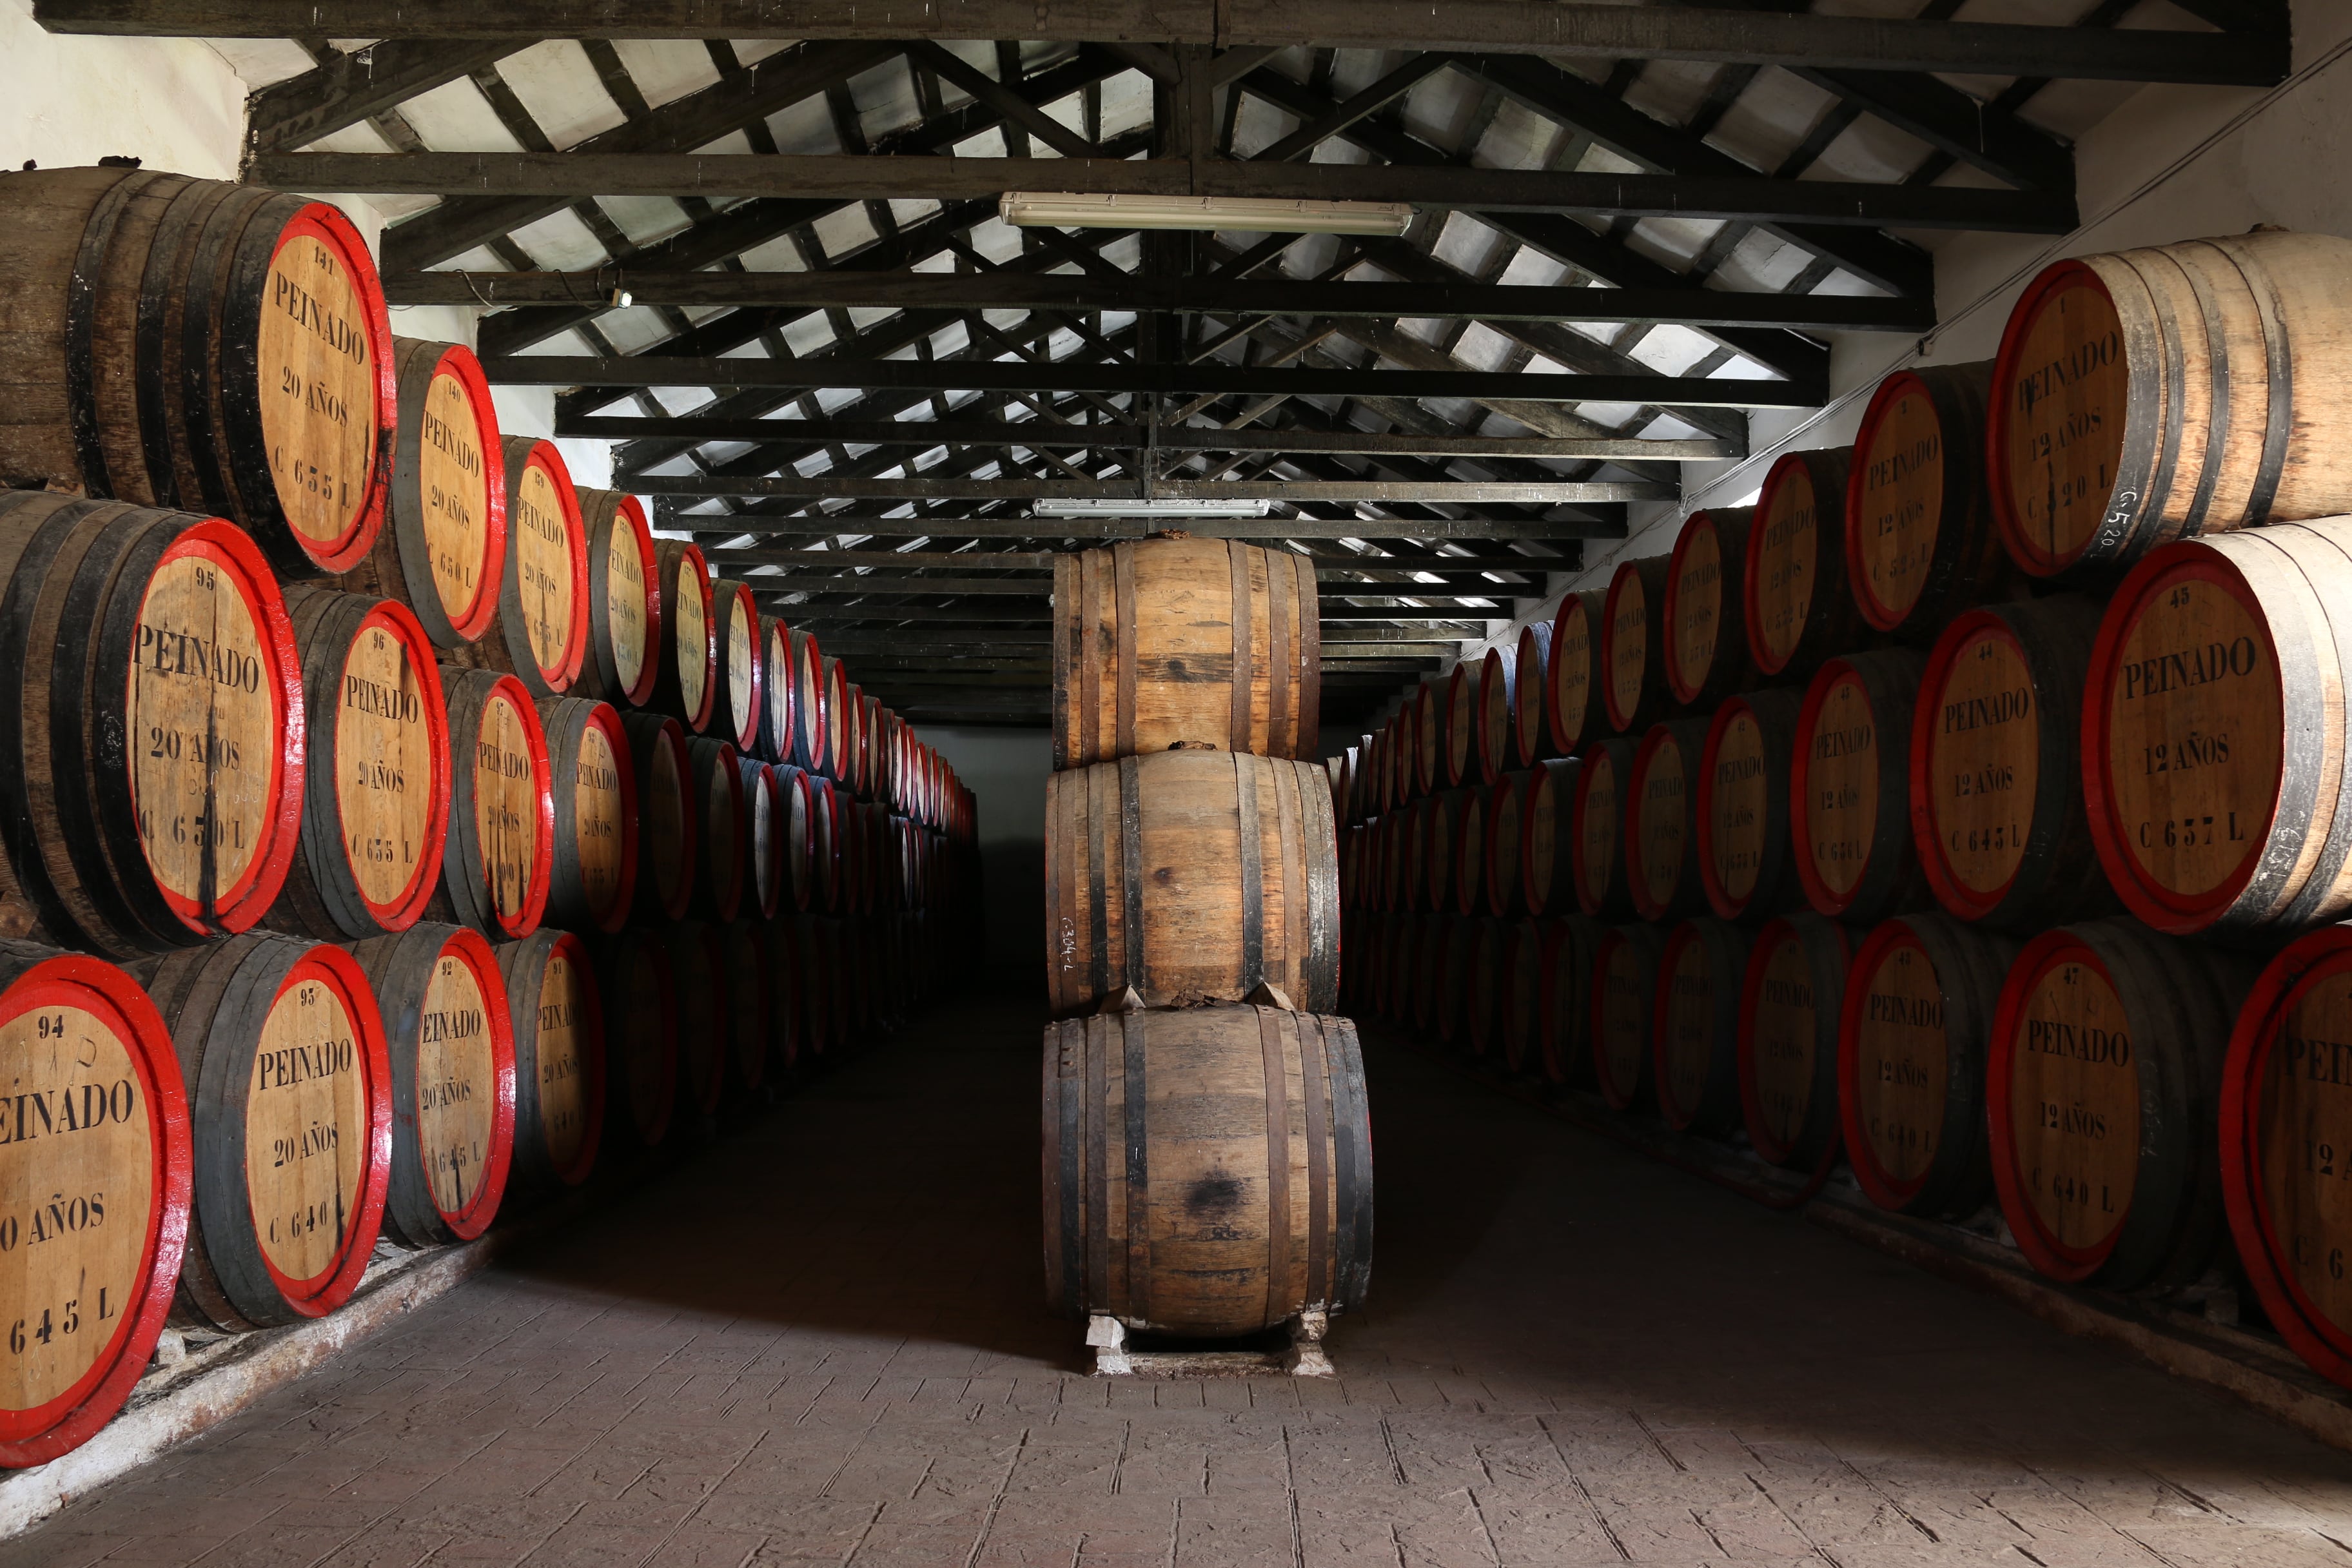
[
  {"x1": 1752, "y1": 466, "x2": 1820, "y2": 669},
  {"x1": 130, "y1": 544, "x2": 277, "y2": 905},
  {"x1": 1805, "y1": 676, "x2": 1878, "y2": 899},
  {"x1": 511, "y1": 463, "x2": 576, "y2": 680},
  {"x1": 573, "y1": 724, "x2": 627, "y2": 923},
  {"x1": 1552, "y1": 603, "x2": 1593, "y2": 742},
  {"x1": 246, "y1": 975, "x2": 366, "y2": 1285},
  {"x1": 1930, "y1": 628, "x2": 2036, "y2": 896},
  {"x1": 416, "y1": 954, "x2": 493, "y2": 1219},
  {"x1": 1709, "y1": 710, "x2": 1769, "y2": 903},
  {"x1": 725, "y1": 598, "x2": 756, "y2": 743},
  {"x1": 647, "y1": 740, "x2": 687, "y2": 911},
  {"x1": 259, "y1": 230, "x2": 377, "y2": 548},
  {"x1": 1599, "y1": 942, "x2": 1647, "y2": 1100},
  {"x1": 2104, "y1": 574, "x2": 2279, "y2": 898},
  {"x1": 1577, "y1": 754, "x2": 1618, "y2": 908},
  {"x1": 0, "y1": 1001, "x2": 152, "y2": 1415},
  {"x1": 475, "y1": 690, "x2": 540, "y2": 924},
  {"x1": 1669, "y1": 524, "x2": 1723, "y2": 694},
  {"x1": 1634, "y1": 745, "x2": 1685, "y2": 910},
  {"x1": 338, "y1": 615, "x2": 432, "y2": 908},
  {"x1": 2000, "y1": 276, "x2": 2130, "y2": 565},
  {"x1": 1856, "y1": 383, "x2": 1944, "y2": 621},
  {"x1": 1661, "y1": 939, "x2": 1712, "y2": 1117},
  {"x1": 674, "y1": 560, "x2": 709, "y2": 720},
  {"x1": 2262, "y1": 968, "x2": 2352, "y2": 1333},
  {"x1": 605, "y1": 522, "x2": 650, "y2": 696},
  {"x1": 2010, "y1": 956, "x2": 2137, "y2": 1250},
  {"x1": 1749, "y1": 932, "x2": 1819, "y2": 1149},
  {"x1": 417, "y1": 369, "x2": 489, "y2": 626},
  {"x1": 1854, "y1": 939, "x2": 1947, "y2": 1186},
  {"x1": 1609, "y1": 576, "x2": 1648, "y2": 721},
  {"x1": 534, "y1": 950, "x2": 591, "y2": 1171}
]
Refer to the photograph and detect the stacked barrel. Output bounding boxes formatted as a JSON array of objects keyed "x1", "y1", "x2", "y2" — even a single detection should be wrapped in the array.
[
  {"x1": 1041, "y1": 536, "x2": 1371, "y2": 1341},
  {"x1": 0, "y1": 164, "x2": 981, "y2": 1464},
  {"x1": 1340, "y1": 226, "x2": 2352, "y2": 1396}
]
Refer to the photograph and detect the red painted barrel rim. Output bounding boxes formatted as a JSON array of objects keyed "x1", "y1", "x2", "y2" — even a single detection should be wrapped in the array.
[
  {"x1": 348, "y1": 600, "x2": 452, "y2": 931},
  {"x1": 1908, "y1": 607, "x2": 2026, "y2": 923},
  {"x1": 1984, "y1": 927, "x2": 2123, "y2": 1282},
  {"x1": 1694, "y1": 698, "x2": 1753, "y2": 921},
  {"x1": 1736, "y1": 916, "x2": 1843, "y2": 1166},
  {"x1": 483, "y1": 674, "x2": 556, "y2": 939},
  {"x1": 1788, "y1": 657, "x2": 1872, "y2": 918},
  {"x1": 580, "y1": 701, "x2": 639, "y2": 934},
  {"x1": 540, "y1": 930, "x2": 606, "y2": 1188},
  {"x1": 516, "y1": 442, "x2": 591, "y2": 693},
  {"x1": 1623, "y1": 723, "x2": 1680, "y2": 921},
  {"x1": 1600, "y1": 558, "x2": 1647, "y2": 734},
  {"x1": 271, "y1": 204, "x2": 397, "y2": 574},
  {"x1": 1837, "y1": 917, "x2": 1936, "y2": 1211},
  {"x1": 1743, "y1": 451, "x2": 1814, "y2": 678},
  {"x1": 1986, "y1": 258, "x2": 2113, "y2": 578},
  {"x1": 262, "y1": 944, "x2": 394, "y2": 1315},
  {"x1": 1845, "y1": 368, "x2": 1936, "y2": 632},
  {"x1": 427, "y1": 928, "x2": 516, "y2": 1241},
  {"x1": 609, "y1": 495, "x2": 660, "y2": 707},
  {"x1": 1651, "y1": 920, "x2": 1705, "y2": 1129},
  {"x1": 426, "y1": 342, "x2": 507, "y2": 640},
  {"x1": 1661, "y1": 511, "x2": 1718, "y2": 705}
]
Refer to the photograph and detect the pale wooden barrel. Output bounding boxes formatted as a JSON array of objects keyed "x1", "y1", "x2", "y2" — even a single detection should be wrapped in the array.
[
  {"x1": 664, "y1": 922, "x2": 727, "y2": 1122},
  {"x1": 1512, "y1": 622, "x2": 1553, "y2": 767},
  {"x1": 574, "y1": 489, "x2": 658, "y2": 708},
  {"x1": 1571, "y1": 737, "x2": 1637, "y2": 920},
  {"x1": 1601, "y1": 553, "x2": 1672, "y2": 734},
  {"x1": 1043, "y1": 1002, "x2": 1372, "y2": 1337},
  {"x1": 743, "y1": 758, "x2": 783, "y2": 921},
  {"x1": 649, "y1": 539, "x2": 716, "y2": 734},
  {"x1": 1044, "y1": 750, "x2": 1338, "y2": 1016},
  {"x1": 432, "y1": 669, "x2": 553, "y2": 940},
  {"x1": 1592, "y1": 923, "x2": 1666, "y2": 1112},
  {"x1": 1476, "y1": 647, "x2": 1516, "y2": 785},
  {"x1": 1545, "y1": 589, "x2": 1607, "y2": 756},
  {"x1": 807, "y1": 772, "x2": 845, "y2": 916},
  {"x1": 132, "y1": 934, "x2": 391, "y2": 1329},
  {"x1": 0, "y1": 494, "x2": 306, "y2": 956},
  {"x1": 790, "y1": 629, "x2": 828, "y2": 775},
  {"x1": 1696, "y1": 688, "x2": 1803, "y2": 922},
  {"x1": 1746, "y1": 447, "x2": 1865, "y2": 680},
  {"x1": 464, "y1": 438, "x2": 589, "y2": 698},
  {"x1": 687, "y1": 738, "x2": 747, "y2": 924},
  {"x1": 823, "y1": 658, "x2": 852, "y2": 786},
  {"x1": 1663, "y1": 506, "x2": 1755, "y2": 707},
  {"x1": 778, "y1": 763, "x2": 823, "y2": 914},
  {"x1": 0, "y1": 943, "x2": 190, "y2": 1467},
  {"x1": 710, "y1": 578, "x2": 763, "y2": 756},
  {"x1": 1520, "y1": 757, "x2": 1581, "y2": 916},
  {"x1": 1838, "y1": 914, "x2": 2019, "y2": 1217},
  {"x1": 264, "y1": 586, "x2": 450, "y2": 941},
  {"x1": 536, "y1": 696, "x2": 636, "y2": 935},
  {"x1": 620, "y1": 710, "x2": 694, "y2": 923},
  {"x1": 1738, "y1": 914, "x2": 1850, "y2": 1170},
  {"x1": 2083, "y1": 518, "x2": 2352, "y2": 936},
  {"x1": 1655, "y1": 917, "x2": 1752, "y2": 1136},
  {"x1": 495, "y1": 928, "x2": 602, "y2": 1193},
  {"x1": 758, "y1": 614, "x2": 797, "y2": 766},
  {"x1": 1988, "y1": 918, "x2": 2253, "y2": 1289},
  {"x1": 1052, "y1": 537, "x2": 1319, "y2": 767},
  {"x1": 348, "y1": 923, "x2": 514, "y2": 1248},
  {"x1": 0, "y1": 167, "x2": 395, "y2": 577},
  {"x1": 343, "y1": 338, "x2": 504, "y2": 649},
  {"x1": 1538, "y1": 914, "x2": 1605, "y2": 1088},
  {"x1": 1912, "y1": 594, "x2": 2116, "y2": 928},
  {"x1": 1989, "y1": 231, "x2": 2352, "y2": 578},
  {"x1": 596, "y1": 928, "x2": 675, "y2": 1151},
  {"x1": 1792, "y1": 649, "x2": 1929, "y2": 923},
  {"x1": 1846, "y1": 361, "x2": 2019, "y2": 640},
  {"x1": 1626, "y1": 718, "x2": 1710, "y2": 923}
]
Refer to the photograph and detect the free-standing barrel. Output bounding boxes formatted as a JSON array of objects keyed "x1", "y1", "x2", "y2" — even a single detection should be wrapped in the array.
[
  {"x1": 1041, "y1": 1002, "x2": 1373, "y2": 1337},
  {"x1": 536, "y1": 696, "x2": 636, "y2": 936},
  {"x1": 1545, "y1": 589, "x2": 1606, "y2": 756},
  {"x1": 598, "y1": 928, "x2": 676, "y2": 1151},
  {"x1": 1592, "y1": 923, "x2": 1666, "y2": 1112},
  {"x1": 1663, "y1": 507, "x2": 1754, "y2": 707},
  {"x1": 1792, "y1": 650, "x2": 1930, "y2": 924},
  {"x1": 621, "y1": 710, "x2": 695, "y2": 923},
  {"x1": 495, "y1": 928, "x2": 603, "y2": 1194},
  {"x1": 433, "y1": 670, "x2": 553, "y2": 940},
  {"x1": 1696, "y1": 689, "x2": 1803, "y2": 922},
  {"x1": 1601, "y1": 554, "x2": 1672, "y2": 735},
  {"x1": 574, "y1": 489, "x2": 658, "y2": 709},
  {"x1": 1654, "y1": 918, "x2": 1752, "y2": 1136},
  {"x1": 343, "y1": 338, "x2": 504, "y2": 649},
  {"x1": 1746, "y1": 447, "x2": 1864, "y2": 681},
  {"x1": 466, "y1": 439, "x2": 589, "y2": 699},
  {"x1": 1738, "y1": 914, "x2": 1848, "y2": 1170},
  {"x1": 1625, "y1": 718, "x2": 1709, "y2": 923},
  {"x1": 1846, "y1": 361, "x2": 2017, "y2": 640}
]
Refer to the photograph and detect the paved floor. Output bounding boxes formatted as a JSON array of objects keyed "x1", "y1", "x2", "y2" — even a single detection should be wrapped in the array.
[{"x1": 12, "y1": 977, "x2": 2352, "y2": 1567}]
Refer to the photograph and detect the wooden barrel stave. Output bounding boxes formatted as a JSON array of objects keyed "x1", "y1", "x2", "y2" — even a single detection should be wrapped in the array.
[
  {"x1": 1655, "y1": 917, "x2": 1754, "y2": 1136},
  {"x1": 494, "y1": 928, "x2": 603, "y2": 1195},
  {"x1": 1738, "y1": 914, "x2": 1850, "y2": 1170}
]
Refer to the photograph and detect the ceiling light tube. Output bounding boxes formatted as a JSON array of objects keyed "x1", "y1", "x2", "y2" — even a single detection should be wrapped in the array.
[
  {"x1": 1034, "y1": 498, "x2": 1275, "y2": 519},
  {"x1": 1000, "y1": 191, "x2": 1413, "y2": 236}
]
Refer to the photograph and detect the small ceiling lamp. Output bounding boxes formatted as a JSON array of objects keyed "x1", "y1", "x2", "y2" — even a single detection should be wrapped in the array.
[
  {"x1": 999, "y1": 191, "x2": 1413, "y2": 237},
  {"x1": 1033, "y1": 499, "x2": 1275, "y2": 519}
]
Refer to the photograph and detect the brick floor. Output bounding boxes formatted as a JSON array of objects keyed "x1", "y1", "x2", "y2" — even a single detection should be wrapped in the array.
[{"x1": 12, "y1": 979, "x2": 2352, "y2": 1567}]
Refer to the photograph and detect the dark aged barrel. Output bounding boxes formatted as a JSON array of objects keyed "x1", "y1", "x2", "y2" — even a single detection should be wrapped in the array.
[
  {"x1": 1513, "y1": 622, "x2": 1552, "y2": 767},
  {"x1": 0, "y1": 493, "x2": 306, "y2": 956},
  {"x1": 264, "y1": 587, "x2": 449, "y2": 941},
  {"x1": 743, "y1": 758, "x2": 783, "y2": 921},
  {"x1": 1547, "y1": 589, "x2": 1607, "y2": 757},
  {"x1": 1912, "y1": 595, "x2": 2115, "y2": 928},
  {"x1": 1415, "y1": 791, "x2": 1460, "y2": 914},
  {"x1": 1746, "y1": 447, "x2": 1864, "y2": 681},
  {"x1": 597, "y1": 928, "x2": 676, "y2": 1152},
  {"x1": 650, "y1": 540, "x2": 716, "y2": 735},
  {"x1": 467, "y1": 439, "x2": 589, "y2": 700},
  {"x1": 574, "y1": 489, "x2": 658, "y2": 709},
  {"x1": 132, "y1": 934, "x2": 391, "y2": 1329},
  {"x1": 0, "y1": 167, "x2": 396, "y2": 577},
  {"x1": 1483, "y1": 774, "x2": 1527, "y2": 918},
  {"x1": 1042, "y1": 1001, "x2": 1373, "y2": 1337},
  {"x1": 1602, "y1": 554, "x2": 1672, "y2": 735},
  {"x1": 536, "y1": 696, "x2": 636, "y2": 936},
  {"x1": 1989, "y1": 919, "x2": 2253, "y2": 1289},
  {"x1": 1520, "y1": 757, "x2": 1581, "y2": 917},
  {"x1": 1592, "y1": 923, "x2": 1666, "y2": 1112},
  {"x1": 1043, "y1": 750, "x2": 1338, "y2": 1016},
  {"x1": 620, "y1": 710, "x2": 694, "y2": 923},
  {"x1": 1415, "y1": 686, "x2": 1444, "y2": 801},
  {"x1": 1847, "y1": 361, "x2": 2019, "y2": 640},
  {"x1": 1539, "y1": 914, "x2": 1605, "y2": 1088},
  {"x1": 0, "y1": 944, "x2": 189, "y2": 1467},
  {"x1": 1738, "y1": 914, "x2": 1850, "y2": 1170},
  {"x1": 2084, "y1": 520, "x2": 2352, "y2": 936},
  {"x1": 1838, "y1": 914, "x2": 2019, "y2": 1217},
  {"x1": 758, "y1": 616, "x2": 797, "y2": 767},
  {"x1": 779, "y1": 764, "x2": 823, "y2": 914},
  {"x1": 1626, "y1": 718, "x2": 1710, "y2": 923},
  {"x1": 348, "y1": 923, "x2": 514, "y2": 1248},
  {"x1": 1697, "y1": 689, "x2": 1803, "y2": 923},
  {"x1": 1502, "y1": 917, "x2": 1544, "y2": 1077},
  {"x1": 433, "y1": 669, "x2": 553, "y2": 940},
  {"x1": 710, "y1": 578, "x2": 762, "y2": 756},
  {"x1": 495, "y1": 928, "x2": 602, "y2": 1194},
  {"x1": 1464, "y1": 917, "x2": 1509, "y2": 1059},
  {"x1": 1572, "y1": 738, "x2": 1637, "y2": 921},
  {"x1": 723, "y1": 919, "x2": 770, "y2": 1096},
  {"x1": 1655, "y1": 918, "x2": 1752, "y2": 1136},
  {"x1": 1792, "y1": 650, "x2": 1930, "y2": 923},
  {"x1": 808, "y1": 774, "x2": 845, "y2": 915},
  {"x1": 1476, "y1": 647, "x2": 1515, "y2": 786},
  {"x1": 1448, "y1": 786, "x2": 1486, "y2": 917},
  {"x1": 1442, "y1": 663, "x2": 1482, "y2": 790},
  {"x1": 664, "y1": 923, "x2": 727, "y2": 1122},
  {"x1": 1664, "y1": 507, "x2": 1755, "y2": 707},
  {"x1": 688, "y1": 738, "x2": 747, "y2": 925},
  {"x1": 1053, "y1": 537, "x2": 1319, "y2": 767},
  {"x1": 1989, "y1": 231, "x2": 2352, "y2": 578},
  {"x1": 343, "y1": 338, "x2": 504, "y2": 649}
]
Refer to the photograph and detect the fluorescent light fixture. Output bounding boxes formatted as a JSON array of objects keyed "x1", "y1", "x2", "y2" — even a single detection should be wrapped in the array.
[
  {"x1": 1034, "y1": 498, "x2": 1275, "y2": 519},
  {"x1": 1000, "y1": 191, "x2": 1413, "y2": 237}
]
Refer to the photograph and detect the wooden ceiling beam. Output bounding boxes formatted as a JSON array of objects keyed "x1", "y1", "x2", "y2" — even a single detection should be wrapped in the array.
[{"x1": 244, "y1": 38, "x2": 529, "y2": 153}]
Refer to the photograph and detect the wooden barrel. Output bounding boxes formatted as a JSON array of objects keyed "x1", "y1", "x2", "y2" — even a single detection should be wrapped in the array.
[
  {"x1": 1464, "y1": 917, "x2": 1509, "y2": 1059},
  {"x1": 620, "y1": 710, "x2": 694, "y2": 923},
  {"x1": 1989, "y1": 918, "x2": 2252, "y2": 1289},
  {"x1": 0, "y1": 493, "x2": 306, "y2": 956},
  {"x1": 1592, "y1": 923, "x2": 1666, "y2": 1112},
  {"x1": 1655, "y1": 918, "x2": 1752, "y2": 1136},
  {"x1": 1912, "y1": 595, "x2": 2116, "y2": 928},
  {"x1": 1518, "y1": 757, "x2": 1580, "y2": 917},
  {"x1": 1476, "y1": 647, "x2": 1515, "y2": 786},
  {"x1": 343, "y1": 338, "x2": 503, "y2": 649},
  {"x1": 1447, "y1": 787, "x2": 1486, "y2": 917},
  {"x1": 494, "y1": 928, "x2": 602, "y2": 1194},
  {"x1": 1602, "y1": 554, "x2": 1672, "y2": 734},
  {"x1": 809, "y1": 773, "x2": 845, "y2": 916},
  {"x1": 1626, "y1": 718, "x2": 1709, "y2": 923},
  {"x1": 1407, "y1": 794, "x2": 1446, "y2": 914},
  {"x1": 789, "y1": 628, "x2": 828, "y2": 774},
  {"x1": 778, "y1": 764, "x2": 822, "y2": 914},
  {"x1": 2083, "y1": 519, "x2": 2352, "y2": 936},
  {"x1": 265, "y1": 586, "x2": 450, "y2": 941},
  {"x1": 687, "y1": 738, "x2": 746, "y2": 924},
  {"x1": 758, "y1": 616, "x2": 797, "y2": 766},
  {"x1": 1413, "y1": 680, "x2": 1444, "y2": 799},
  {"x1": 723, "y1": 919, "x2": 770, "y2": 1095},
  {"x1": 1745, "y1": 447, "x2": 1864, "y2": 681},
  {"x1": 1052, "y1": 538, "x2": 1319, "y2": 767},
  {"x1": 1045, "y1": 750, "x2": 1337, "y2": 1015},
  {"x1": 1738, "y1": 914, "x2": 1850, "y2": 1170},
  {"x1": 346, "y1": 923, "x2": 513, "y2": 1249},
  {"x1": 1988, "y1": 231, "x2": 2352, "y2": 578},
  {"x1": 0, "y1": 167, "x2": 395, "y2": 577},
  {"x1": 433, "y1": 669, "x2": 553, "y2": 940},
  {"x1": 1482, "y1": 774, "x2": 1528, "y2": 918},
  {"x1": 843, "y1": 685, "x2": 870, "y2": 799},
  {"x1": 1571, "y1": 737, "x2": 1637, "y2": 920},
  {"x1": 1838, "y1": 914, "x2": 2018, "y2": 1217},
  {"x1": 1440, "y1": 663, "x2": 1480, "y2": 791},
  {"x1": 132, "y1": 934, "x2": 391, "y2": 1329},
  {"x1": 1846, "y1": 361, "x2": 2018, "y2": 640},
  {"x1": 1696, "y1": 688, "x2": 1803, "y2": 922},
  {"x1": 1545, "y1": 589, "x2": 1607, "y2": 756},
  {"x1": 1512, "y1": 622, "x2": 1552, "y2": 768},
  {"x1": 0, "y1": 943, "x2": 190, "y2": 1467},
  {"x1": 536, "y1": 696, "x2": 636, "y2": 935},
  {"x1": 1041, "y1": 1001, "x2": 1371, "y2": 1337},
  {"x1": 597, "y1": 928, "x2": 676, "y2": 1151},
  {"x1": 710, "y1": 578, "x2": 762, "y2": 756},
  {"x1": 467, "y1": 439, "x2": 589, "y2": 699},
  {"x1": 649, "y1": 540, "x2": 716, "y2": 734},
  {"x1": 1539, "y1": 914, "x2": 1605, "y2": 1088},
  {"x1": 743, "y1": 758, "x2": 783, "y2": 921},
  {"x1": 1501, "y1": 917, "x2": 1544, "y2": 1077},
  {"x1": 1660, "y1": 507, "x2": 1751, "y2": 707},
  {"x1": 663, "y1": 923, "x2": 727, "y2": 1121},
  {"x1": 823, "y1": 658, "x2": 852, "y2": 785},
  {"x1": 1792, "y1": 650, "x2": 1929, "y2": 923},
  {"x1": 574, "y1": 489, "x2": 658, "y2": 709}
]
